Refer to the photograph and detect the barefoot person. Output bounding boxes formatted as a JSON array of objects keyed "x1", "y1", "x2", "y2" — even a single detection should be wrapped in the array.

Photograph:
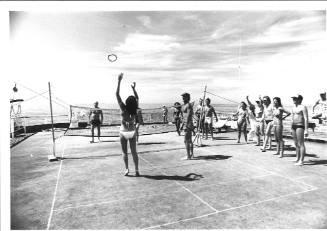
[
  {"x1": 173, "y1": 102, "x2": 183, "y2": 136},
  {"x1": 247, "y1": 104, "x2": 257, "y2": 143},
  {"x1": 162, "y1": 106, "x2": 168, "y2": 123},
  {"x1": 234, "y1": 101, "x2": 249, "y2": 143},
  {"x1": 261, "y1": 96, "x2": 274, "y2": 152},
  {"x1": 312, "y1": 92, "x2": 327, "y2": 124},
  {"x1": 195, "y1": 98, "x2": 204, "y2": 134},
  {"x1": 89, "y1": 101, "x2": 103, "y2": 143},
  {"x1": 131, "y1": 82, "x2": 143, "y2": 143},
  {"x1": 203, "y1": 98, "x2": 218, "y2": 140},
  {"x1": 246, "y1": 96, "x2": 264, "y2": 146},
  {"x1": 116, "y1": 73, "x2": 140, "y2": 176},
  {"x1": 272, "y1": 97, "x2": 291, "y2": 158},
  {"x1": 290, "y1": 95, "x2": 309, "y2": 166},
  {"x1": 181, "y1": 92, "x2": 194, "y2": 160}
]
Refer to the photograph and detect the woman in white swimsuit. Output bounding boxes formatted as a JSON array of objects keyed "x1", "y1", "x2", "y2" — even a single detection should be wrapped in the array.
[
  {"x1": 116, "y1": 73, "x2": 140, "y2": 176},
  {"x1": 260, "y1": 96, "x2": 274, "y2": 152},
  {"x1": 234, "y1": 102, "x2": 249, "y2": 143},
  {"x1": 246, "y1": 96, "x2": 264, "y2": 146},
  {"x1": 272, "y1": 97, "x2": 290, "y2": 158}
]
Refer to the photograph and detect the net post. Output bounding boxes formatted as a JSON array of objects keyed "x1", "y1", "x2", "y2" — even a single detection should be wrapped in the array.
[{"x1": 48, "y1": 82, "x2": 58, "y2": 162}]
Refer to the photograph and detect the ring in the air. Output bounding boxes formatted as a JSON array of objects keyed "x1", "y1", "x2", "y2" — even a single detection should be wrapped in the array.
[{"x1": 108, "y1": 54, "x2": 118, "y2": 62}]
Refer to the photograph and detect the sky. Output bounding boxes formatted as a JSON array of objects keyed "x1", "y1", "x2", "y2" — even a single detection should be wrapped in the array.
[{"x1": 6, "y1": 10, "x2": 327, "y2": 112}]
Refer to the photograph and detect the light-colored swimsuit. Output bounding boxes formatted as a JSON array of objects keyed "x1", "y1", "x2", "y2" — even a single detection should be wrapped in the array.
[
  {"x1": 120, "y1": 110, "x2": 137, "y2": 140},
  {"x1": 204, "y1": 105, "x2": 215, "y2": 124},
  {"x1": 273, "y1": 106, "x2": 283, "y2": 127}
]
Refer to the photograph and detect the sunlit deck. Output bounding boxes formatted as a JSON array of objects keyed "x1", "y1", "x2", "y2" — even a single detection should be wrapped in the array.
[{"x1": 10, "y1": 129, "x2": 327, "y2": 229}]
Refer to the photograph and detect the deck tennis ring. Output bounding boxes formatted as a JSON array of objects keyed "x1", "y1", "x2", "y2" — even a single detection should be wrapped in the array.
[{"x1": 108, "y1": 54, "x2": 117, "y2": 62}]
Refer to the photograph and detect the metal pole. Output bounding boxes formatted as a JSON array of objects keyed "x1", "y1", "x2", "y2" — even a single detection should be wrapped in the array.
[
  {"x1": 194, "y1": 85, "x2": 207, "y2": 146},
  {"x1": 48, "y1": 82, "x2": 57, "y2": 160},
  {"x1": 200, "y1": 85, "x2": 207, "y2": 121}
]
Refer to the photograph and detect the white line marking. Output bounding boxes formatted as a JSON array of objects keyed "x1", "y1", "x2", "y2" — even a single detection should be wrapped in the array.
[
  {"x1": 139, "y1": 155, "x2": 218, "y2": 213},
  {"x1": 144, "y1": 211, "x2": 219, "y2": 230},
  {"x1": 293, "y1": 176, "x2": 308, "y2": 180},
  {"x1": 176, "y1": 181, "x2": 217, "y2": 212},
  {"x1": 204, "y1": 146, "x2": 318, "y2": 191},
  {"x1": 52, "y1": 173, "x2": 273, "y2": 214},
  {"x1": 53, "y1": 186, "x2": 183, "y2": 214},
  {"x1": 46, "y1": 139, "x2": 65, "y2": 230},
  {"x1": 234, "y1": 158, "x2": 318, "y2": 191},
  {"x1": 144, "y1": 187, "x2": 317, "y2": 229}
]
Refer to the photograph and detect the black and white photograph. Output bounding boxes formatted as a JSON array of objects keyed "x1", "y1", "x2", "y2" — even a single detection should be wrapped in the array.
[{"x1": 1, "y1": 1, "x2": 327, "y2": 230}]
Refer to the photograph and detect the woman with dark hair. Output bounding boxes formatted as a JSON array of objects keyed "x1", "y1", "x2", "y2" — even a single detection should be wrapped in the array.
[
  {"x1": 116, "y1": 73, "x2": 140, "y2": 176},
  {"x1": 260, "y1": 96, "x2": 274, "y2": 152},
  {"x1": 248, "y1": 104, "x2": 257, "y2": 142},
  {"x1": 131, "y1": 82, "x2": 143, "y2": 143},
  {"x1": 234, "y1": 101, "x2": 249, "y2": 143},
  {"x1": 272, "y1": 97, "x2": 291, "y2": 158},
  {"x1": 173, "y1": 102, "x2": 183, "y2": 136},
  {"x1": 246, "y1": 95, "x2": 264, "y2": 146}
]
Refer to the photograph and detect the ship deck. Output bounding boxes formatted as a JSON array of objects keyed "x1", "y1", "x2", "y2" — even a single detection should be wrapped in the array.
[{"x1": 9, "y1": 129, "x2": 327, "y2": 229}]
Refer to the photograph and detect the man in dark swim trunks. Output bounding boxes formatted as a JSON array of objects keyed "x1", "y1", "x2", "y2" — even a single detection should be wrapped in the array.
[
  {"x1": 289, "y1": 95, "x2": 309, "y2": 165},
  {"x1": 181, "y1": 92, "x2": 194, "y2": 160},
  {"x1": 89, "y1": 101, "x2": 103, "y2": 143}
]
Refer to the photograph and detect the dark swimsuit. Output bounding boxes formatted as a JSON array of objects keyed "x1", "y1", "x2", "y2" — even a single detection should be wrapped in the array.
[
  {"x1": 90, "y1": 119, "x2": 101, "y2": 126},
  {"x1": 291, "y1": 124, "x2": 305, "y2": 130}
]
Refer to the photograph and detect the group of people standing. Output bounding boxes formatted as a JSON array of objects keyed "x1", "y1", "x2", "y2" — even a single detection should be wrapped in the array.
[
  {"x1": 235, "y1": 94, "x2": 309, "y2": 166},
  {"x1": 173, "y1": 97, "x2": 219, "y2": 141},
  {"x1": 89, "y1": 73, "x2": 320, "y2": 176}
]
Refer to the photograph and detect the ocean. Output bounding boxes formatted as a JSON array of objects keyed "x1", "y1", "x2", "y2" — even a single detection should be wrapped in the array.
[{"x1": 14, "y1": 103, "x2": 315, "y2": 127}]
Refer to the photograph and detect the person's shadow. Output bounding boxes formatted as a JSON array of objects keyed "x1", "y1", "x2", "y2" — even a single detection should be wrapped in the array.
[
  {"x1": 141, "y1": 173, "x2": 204, "y2": 181},
  {"x1": 304, "y1": 159, "x2": 327, "y2": 166},
  {"x1": 192, "y1": 155, "x2": 232, "y2": 160}
]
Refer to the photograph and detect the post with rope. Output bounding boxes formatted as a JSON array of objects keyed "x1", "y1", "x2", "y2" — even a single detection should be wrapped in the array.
[{"x1": 48, "y1": 82, "x2": 58, "y2": 162}]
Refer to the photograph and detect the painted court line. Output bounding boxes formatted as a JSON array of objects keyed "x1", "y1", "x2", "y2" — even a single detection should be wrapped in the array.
[
  {"x1": 203, "y1": 146, "x2": 318, "y2": 191},
  {"x1": 144, "y1": 187, "x2": 317, "y2": 229},
  {"x1": 53, "y1": 186, "x2": 183, "y2": 214},
  {"x1": 232, "y1": 158, "x2": 318, "y2": 191},
  {"x1": 46, "y1": 140, "x2": 66, "y2": 230},
  {"x1": 53, "y1": 172, "x2": 272, "y2": 214},
  {"x1": 139, "y1": 155, "x2": 218, "y2": 213},
  {"x1": 175, "y1": 181, "x2": 218, "y2": 212},
  {"x1": 52, "y1": 172, "x2": 273, "y2": 213}
]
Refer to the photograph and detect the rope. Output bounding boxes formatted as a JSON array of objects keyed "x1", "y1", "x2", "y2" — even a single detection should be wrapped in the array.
[
  {"x1": 24, "y1": 91, "x2": 48, "y2": 102},
  {"x1": 205, "y1": 91, "x2": 239, "y2": 104},
  {"x1": 14, "y1": 82, "x2": 69, "y2": 109},
  {"x1": 52, "y1": 95, "x2": 70, "y2": 107}
]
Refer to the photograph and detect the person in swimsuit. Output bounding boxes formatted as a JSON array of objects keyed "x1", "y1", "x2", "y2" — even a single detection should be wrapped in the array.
[
  {"x1": 312, "y1": 92, "x2": 327, "y2": 124},
  {"x1": 272, "y1": 97, "x2": 291, "y2": 158},
  {"x1": 162, "y1": 106, "x2": 168, "y2": 123},
  {"x1": 260, "y1": 96, "x2": 274, "y2": 152},
  {"x1": 88, "y1": 101, "x2": 103, "y2": 143},
  {"x1": 203, "y1": 98, "x2": 218, "y2": 140},
  {"x1": 246, "y1": 96, "x2": 264, "y2": 146},
  {"x1": 247, "y1": 104, "x2": 257, "y2": 143},
  {"x1": 173, "y1": 102, "x2": 183, "y2": 136},
  {"x1": 181, "y1": 92, "x2": 194, "y2": 160},
  {"x1": 195, "y1": 98, "x2": 204, "y2": 134},
  {"x1": 234, "y1": 101, "x2": 249, "y2": 143},
  {"x1": 131, "y1": 82, "x2": 143, "y2": 143},
  {"x1": 289, "y1": 95, "x2": 309, "y2": 166},
  {"x1": 116, "y1": 73, "x2": 140, "y2": 176}
]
